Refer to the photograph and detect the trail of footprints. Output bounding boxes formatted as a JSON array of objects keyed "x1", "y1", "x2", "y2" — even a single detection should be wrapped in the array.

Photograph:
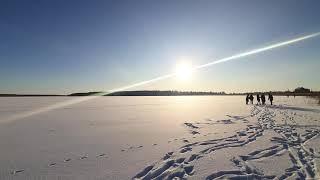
[
  {"x1": 9, "y1": 145, "x2": 148, "y2": 176},
  {"x1": 228, "y1": 107, "x2": 320, "y2": 180},
  {"x1": 48, "y1": 152, "x2": 107, "y2": 167},
  {"x1": 9, "y1": 152, "x2": 108, "y2": 176},
  {"x1": 133, "y1": 112, "x2": 264, "y2": 179},
  {"x1": 133, "y1": 105, "x2": 320, "y2": 179}
]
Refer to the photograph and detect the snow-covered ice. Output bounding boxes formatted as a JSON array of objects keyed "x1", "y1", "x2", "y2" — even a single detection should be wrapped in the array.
[{"x1": 0, "y1": 96, "x2": 319, "y2": 179}]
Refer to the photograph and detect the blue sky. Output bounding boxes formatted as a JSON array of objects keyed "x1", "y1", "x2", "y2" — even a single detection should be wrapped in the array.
[{"x1": 1, "y1": 0, "x2": 320, "y2": 94}]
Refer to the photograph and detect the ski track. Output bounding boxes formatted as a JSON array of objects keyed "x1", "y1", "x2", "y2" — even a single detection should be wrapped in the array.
[{"x1": 133, "y1": 105, "x2": 320, "y2": 180}]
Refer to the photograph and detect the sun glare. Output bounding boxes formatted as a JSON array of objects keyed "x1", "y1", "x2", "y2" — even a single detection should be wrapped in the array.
[{"x1": 175, "y1": 62, "x2": 193, "y2": 80}]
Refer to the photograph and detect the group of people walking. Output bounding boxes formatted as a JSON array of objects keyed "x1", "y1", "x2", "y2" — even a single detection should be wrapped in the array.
[{"x1": 246, "y1": 93, "x2": 273, "y2": 105}]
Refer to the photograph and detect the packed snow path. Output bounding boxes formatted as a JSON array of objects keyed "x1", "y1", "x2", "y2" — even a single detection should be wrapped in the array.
[{"x1": 133, "y1": 105, "x2": 320, "y2": 180}]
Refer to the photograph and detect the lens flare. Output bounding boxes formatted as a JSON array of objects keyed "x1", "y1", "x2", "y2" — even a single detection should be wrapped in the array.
[
  {"x1": 196, "y1": 32, "x2": 320, "y2": 70},
  {"x1": 2, "y1": 32, "x2": 320, "y2": 124}
]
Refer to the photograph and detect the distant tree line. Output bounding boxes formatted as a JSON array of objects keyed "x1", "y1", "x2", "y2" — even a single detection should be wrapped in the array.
[
  {"x1": 106, "y1": 90, "x2": 226, "y2": 96},
  {"x1": 1, "y1": 87, "x2": 319, "y2": 97},
  {"x1": 69, "y1": 91, "x2": 105, "y2": 96},
  {"x1": 254, "y1": 87, "x2": 320, "y2": 97}
]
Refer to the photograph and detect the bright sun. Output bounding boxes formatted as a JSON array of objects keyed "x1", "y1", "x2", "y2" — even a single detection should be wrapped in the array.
[{"x1": 175, "y1": 62, "x2": 193, "y2": 80}]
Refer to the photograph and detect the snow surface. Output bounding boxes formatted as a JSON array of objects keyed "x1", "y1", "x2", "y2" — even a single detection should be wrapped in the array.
[{"x1": 0, "y1": 96, "x2": 319, "y2": 179}]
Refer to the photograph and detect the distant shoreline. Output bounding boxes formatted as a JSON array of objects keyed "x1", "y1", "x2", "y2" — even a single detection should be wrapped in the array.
[{"x1": 1, "y1": 90, "x2": 319, "y2": 97}]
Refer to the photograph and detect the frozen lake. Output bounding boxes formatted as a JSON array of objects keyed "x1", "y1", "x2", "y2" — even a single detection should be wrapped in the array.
[{"x1": 0, "y1": 96, "x2": 319, "y2": 179}]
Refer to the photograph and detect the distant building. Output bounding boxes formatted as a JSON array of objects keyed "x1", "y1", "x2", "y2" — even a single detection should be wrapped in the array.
[{"x1": 294, "y1": 87, "x2": 311, "y2": 93}]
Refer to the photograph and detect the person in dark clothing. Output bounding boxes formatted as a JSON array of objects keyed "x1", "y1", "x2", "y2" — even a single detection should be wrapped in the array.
[
  {"x1": 246, "y1": 94, "x2": 249, "y2": 105},
  {"x1": 268, "y1": 93, "x2": 274, "y2": 105},
  {"x1": 249, "y1": 94, "x2": 254, "y2": 104},
  {"x1": 261, "y1": 94, "x2": 266, "y2": 105},
  {"x1": 256, "y1": 94, "x2": 261, "y2": 105}
]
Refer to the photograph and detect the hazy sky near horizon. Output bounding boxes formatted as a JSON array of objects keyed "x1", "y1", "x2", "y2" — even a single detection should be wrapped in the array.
[{"x1": 1, "y1": 0, "x2": 320, "y2": 94}]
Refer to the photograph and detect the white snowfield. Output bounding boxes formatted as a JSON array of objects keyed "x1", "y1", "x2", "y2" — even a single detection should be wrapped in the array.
[{"x1": 0, "y1": 96, "x2": 319, "y2": 180}]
